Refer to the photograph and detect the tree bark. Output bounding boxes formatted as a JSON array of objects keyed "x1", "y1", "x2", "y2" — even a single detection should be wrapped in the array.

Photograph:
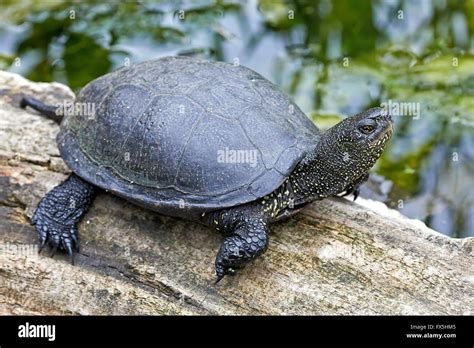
[{"x1": 0, "y1": 71, "x2": 472, "y2": 315}]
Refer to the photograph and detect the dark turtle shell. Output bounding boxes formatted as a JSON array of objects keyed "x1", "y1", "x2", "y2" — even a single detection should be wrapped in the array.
[{"x1": 57, "y1": 56, "x2": 320, "y2": 218}]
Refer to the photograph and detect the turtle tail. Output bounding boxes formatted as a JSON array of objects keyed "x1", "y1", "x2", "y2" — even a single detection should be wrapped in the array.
[{"x1": 20, "y1": 97, "x2": 62, "y2": 124}]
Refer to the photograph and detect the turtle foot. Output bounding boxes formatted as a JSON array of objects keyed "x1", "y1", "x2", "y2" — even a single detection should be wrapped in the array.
[
  {"x1": 31, "y1": 174, "x2": 94, "y2": 264},
  {"x1": 214, "y1": 219, "x2": 269, "y2": 283},
  {"x1": 32, "y1": 211, "x2": 79, "y2": 263}
]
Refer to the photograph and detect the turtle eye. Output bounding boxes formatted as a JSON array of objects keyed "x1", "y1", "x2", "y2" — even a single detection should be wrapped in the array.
[
  {"x1": 360, "y1": 125, "x2": 374, "y2": 133},
  {"x1": 358, "y1": 119, "x2": 377, "y2": 134}
]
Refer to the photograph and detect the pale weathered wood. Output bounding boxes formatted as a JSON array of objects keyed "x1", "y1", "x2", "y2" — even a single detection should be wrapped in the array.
[{"x1": 0, "y1": 71, "x2": 472, "y2": 315}]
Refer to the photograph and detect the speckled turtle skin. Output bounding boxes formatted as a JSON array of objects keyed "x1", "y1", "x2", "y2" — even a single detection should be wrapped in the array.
[{"x1": 21, "y1": 56, "x2": 393, "y2": 282}]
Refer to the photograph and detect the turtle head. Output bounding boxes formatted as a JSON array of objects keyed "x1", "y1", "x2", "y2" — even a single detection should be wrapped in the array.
[
  {"x1": 319, "y1": 107, "x2": 393, "y2": 180},
  {"x1": 330, "y1": 107, "x2": 392, "y2": 156}
]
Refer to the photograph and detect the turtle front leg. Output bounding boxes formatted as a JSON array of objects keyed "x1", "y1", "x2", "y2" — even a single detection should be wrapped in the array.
[
  {"x1": 215, "y1": 221, "x2": 269, "y2": 283},
  {"x1": 211, "y1": 211, "x2": 269, "y2": 283},
  {"x1": 32, "y1": 174, "x2": 95, "y2": 263}
]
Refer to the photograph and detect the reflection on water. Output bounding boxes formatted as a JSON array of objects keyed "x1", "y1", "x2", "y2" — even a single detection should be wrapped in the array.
[{"x1": 0, "y1": 0, "x2": 472, "y2": 237}]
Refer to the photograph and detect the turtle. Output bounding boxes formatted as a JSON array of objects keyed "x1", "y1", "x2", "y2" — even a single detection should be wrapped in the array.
[{"x1": 20, "y1": 56, "x2": 393, "y2": 282}]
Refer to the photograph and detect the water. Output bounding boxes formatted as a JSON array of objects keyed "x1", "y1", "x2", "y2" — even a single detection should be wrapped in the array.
[{"x1": 0, "y1": 0, "x2": 473, "y2": 237}]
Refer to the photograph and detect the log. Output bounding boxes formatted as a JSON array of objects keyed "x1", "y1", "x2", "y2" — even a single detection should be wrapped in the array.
[{"x1": 0, "y1": 71, "x2": 472, "y2": 315}]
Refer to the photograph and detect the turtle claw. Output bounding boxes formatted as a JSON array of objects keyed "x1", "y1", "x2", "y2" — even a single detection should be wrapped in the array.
[
  {"x1": 38, "y1": 236, "x2": 47, "y2": 254},
  {"x1": 215, "y1": 274, "x2": 225, "y2": 284},
  {"x1": 215, "y1": 264, "x2": 238, "y2": 284},
  {"x1": 342, "y1": 187, "x2": 359, "y2": 201},
  {"x1": 342, "y1": 174, "x2": 369, "y2": 201},
  {"x1": 33, "y1": 212, "x2": 79, "y2": 262},
  {"x1": 215, "y1": 263, "x2": 227, "y2": 284},
  {"x1": 49, "y1": 245, "x2": 58, "y2": 258},
  {"x1": 71, "y1": 232, "x2": 80, "y2": 252},
  {"x1": 341, "y1": 187, "x2": 360, "y2": 201},
  {"x1": 69, "y1": 253, "x2": 75, "y2": 266},
  {"x1": 64, "y1": 242, "x2": 75, "y2": 265},
  {"x1": 352, "y1": 188, "x2": 360, "y2": 201},
  {"x1": 215, "y1": 268, "x2": 238, "y2": 285}
]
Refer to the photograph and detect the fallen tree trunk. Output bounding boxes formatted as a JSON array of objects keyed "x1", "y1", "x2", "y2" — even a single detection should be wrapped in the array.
[{"x1": 0, "y1": 71, "x2": 472, "y2": 315}]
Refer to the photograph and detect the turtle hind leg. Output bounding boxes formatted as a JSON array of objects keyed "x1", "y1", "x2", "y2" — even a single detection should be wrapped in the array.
[
  {"x1": 20, "y1": 97, "x2": 62, "y2": 124},
  {"x1": 212, "y1": 211, "x2": 269, "y2": 283},
  {"x1": 32, "y1": 174, "x2": 95, "y2": 263}
]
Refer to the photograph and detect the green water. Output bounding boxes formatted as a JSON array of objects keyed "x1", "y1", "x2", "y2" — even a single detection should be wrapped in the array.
[{"x1": 0, "y1": 0, "x2": 473, "y2": 237}]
